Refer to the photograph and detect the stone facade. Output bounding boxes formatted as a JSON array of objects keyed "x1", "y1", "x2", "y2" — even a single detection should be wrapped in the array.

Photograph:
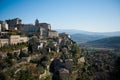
[
  {"x1": 9, "y1": 35, "x2": 20, "y2": 44},
  {"x1": 59, "y1": 33, "x2": 70, "y2": 39},
  {"x1": 19, "y1": 37, "x2": 29, "y2": 43},
  {"x1": 0, "y1": 35, "x2": 28, "y2": 47},
  {"x1": 0, "y1": 24, "x2": 1, "y2": 32},
  {"x1": 21, "y1": 19, "x2": 53, "y2": 38},
  {"x1": 39, "y1": 23, "x2": 51, "y2": 38},
  {"x1": 0, "y1": 18, "x2": 58, "y2": 39},
  {"x1": 9, "y1": 35, "x2": 28, "y2": 44},
  {"x1": 0, "y1": 21, "x2": 8, "y2": 31},
  {"x1": 21, "y1": 24, "x2": 39, "y2": 34},
  {"x1": 6, "y1": 18, "x2": 21, "y2": 27},
  {"x1": 0, "y1": 39, "x2": 9, "y2": 47},
  {"x1": 48, "y1": 30, "x2": 58, "y2": 38}
]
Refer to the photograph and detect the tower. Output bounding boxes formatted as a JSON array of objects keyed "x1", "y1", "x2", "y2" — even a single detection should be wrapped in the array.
[
  {"x1": 39, "y1": 27, "x2": 44, "y2": 39},
  {"x1": 35, "y1": 19, "x2": 39, "y2": 26}
]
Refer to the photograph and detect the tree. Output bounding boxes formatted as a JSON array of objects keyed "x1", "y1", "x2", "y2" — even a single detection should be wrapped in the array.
[
  {"x1": 39, "y1": 56, "x2": 50, "y2": 69},
  {"x1": 18, "y1": 70, "x2": 32, "y2": 80},
  {"x1": 28, "y1": 43, "x2": 33, "y2": 54},
  {"x1": 0, "y1": 72, "x2": 10, "y2": 80},
  {"x1": 71, "y1": 44, "x2": 81, "y2": 58},
  {"x1": 39, "y1": 66, "x2": 45, "y2": 74},
  {"x1": 113, "y1": 56, "x2": 120, "y2": 80},
  {"x1": 19, "y1": 49, "x2": 28, "y2": 58}
]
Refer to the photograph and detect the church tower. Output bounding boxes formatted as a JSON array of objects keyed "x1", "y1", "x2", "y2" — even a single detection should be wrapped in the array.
[{"x1": 35, "y1": 19, "x2": 39, "y2": 26}]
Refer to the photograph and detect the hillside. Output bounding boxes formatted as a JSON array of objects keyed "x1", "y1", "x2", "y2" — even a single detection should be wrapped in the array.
[
  {"x1": 86, "y1": 36, "x2": 120, "y2": 49},
  {"x1": 71, "y1": 33, "x2": 106, "y2": 43}
]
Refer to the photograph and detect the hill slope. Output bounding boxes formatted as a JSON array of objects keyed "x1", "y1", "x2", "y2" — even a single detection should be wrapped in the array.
[
  {"x1": 71, "y1": 33, "x2": 106, "y2": 43},
  {"x1": 86, "y1": 36, "x2": 120, "y2": 48}
]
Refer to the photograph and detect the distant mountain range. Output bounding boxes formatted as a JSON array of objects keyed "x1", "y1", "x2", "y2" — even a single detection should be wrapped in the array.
[
  {"x1": 56, "y1": 29, "x2": 120, "y2": 43},
  {"x1": 56, "y1": 29, "x2": 120, "y2": 36},
  {"x1": 70, "y1": 33, "x2": 106, "y2": 43},
  {"x1": 86, "y1": 37, "x2": 120, "y2": 49},
  {"x1": 56, "y1": 29, "x2": 120, "y2": 49}
]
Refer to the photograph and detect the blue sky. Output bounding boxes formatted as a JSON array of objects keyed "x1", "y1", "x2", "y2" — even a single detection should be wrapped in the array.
[{"x1": 0, "y1": 0, "x2": 120, "y2": 32}]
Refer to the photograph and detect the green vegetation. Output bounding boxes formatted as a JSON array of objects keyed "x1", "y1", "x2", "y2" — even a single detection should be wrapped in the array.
[
  {"x1": 71, "y1": 43, "x2": 81, "y2": 58},
  {"x1": 77, "y1": 48, "x2": 120, "y2": 80},
  {"x1": 113, "y1": 55, "x2": 120, "y2": 80},
  {"x1": 1, "y1": 32, "x2": 120, "y2": 80},
  {"x1": 39, "y1": 66, "x2": 45, "y2": 74},
  {"x1": 0, "y1": 42, "x2": 27, "y2": 52},
  {"x1": 18, "y1": 70, "x2": 32, "y2": 80}
]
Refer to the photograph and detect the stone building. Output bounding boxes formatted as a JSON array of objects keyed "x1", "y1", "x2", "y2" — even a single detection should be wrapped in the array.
[
  {"x1": 6, "y1": 18, "x2": 22, "y2": 27},
  {"x1": 0, "y1": 21, "x2": 9, "y2": 31},
  {"x1": 21, "y1": 24, "x2": 39, "y2": 35},
  {"x1": 19, "y1": 36, "x2": 29, "y2": 43},
  {"x1": 39, "y1": 23, "x2": 51, "y2": 38},
  {"x1": 35, "y1": 19, "x2": 39, "y2": 26},
  {"x1": 0, "y1": 24, "x2": 1, "y2": 32},
  {"x1": 0, "y1": 35, "x2": 28, "y2": 47},
  {"x1": 9, "y1": 35, "x2": 20, "y2": 44},
  {"x1": 59, "y1": 33, "x2": 70, "y2": 39},
  {"x1": 21, "y1": 19, "x2": 53, "y2": 38},
  {"x1": 34, "y1": 19, "x2": 51, "y2": 38},
  {"x1": 9, "y1": 35, "x2": 28, "y2": 44},
  {"x1": 0, "y1": 18, "x2": 59, "y2": 39},
  {"x1": 0, "y1": 39, "x2": 9, "y2": 47},
  {"x1": 48, "y1": 30, "x2": 58, "y2": 38}
]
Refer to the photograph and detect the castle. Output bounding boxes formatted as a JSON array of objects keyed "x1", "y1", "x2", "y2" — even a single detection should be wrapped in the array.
[{"x1": 0, "y1": 18, "x2": 59, "y2": 47}]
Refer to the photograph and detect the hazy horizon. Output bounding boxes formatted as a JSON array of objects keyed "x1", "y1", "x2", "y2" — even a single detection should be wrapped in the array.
[
  {"x1": 56, "y1": 29, "x2": 120, "y2": 33},
  {"x1": 0, "y1": 0, "x2": 120, "y2": 32}
]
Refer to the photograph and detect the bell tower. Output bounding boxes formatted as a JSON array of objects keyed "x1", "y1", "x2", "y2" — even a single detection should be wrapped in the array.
[{"x1": 35, "y1": 19, "x2": 39, "y2": 26}]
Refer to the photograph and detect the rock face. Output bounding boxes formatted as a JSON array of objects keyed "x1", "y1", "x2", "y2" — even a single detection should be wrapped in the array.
[
  {"x1": 58, "y1": 68, "x2": 69, "y2": 80},
  {"x1": 78, "y1": 57, "x2": 85, "y2": 63},
  {"x1": 64, "y1": 59, "x2": 74, "y2": 72}
]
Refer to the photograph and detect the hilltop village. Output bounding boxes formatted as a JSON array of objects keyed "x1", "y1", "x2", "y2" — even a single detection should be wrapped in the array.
[
  {"x1": 0, "y1": 18, "x2": 119, "y2": 80},
  {"x1": 0, "y1": 18, "x2": 59, "y2": 47},
  {"x1": 0, "y1": 18, "x2": 85, "y2": 80}
]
